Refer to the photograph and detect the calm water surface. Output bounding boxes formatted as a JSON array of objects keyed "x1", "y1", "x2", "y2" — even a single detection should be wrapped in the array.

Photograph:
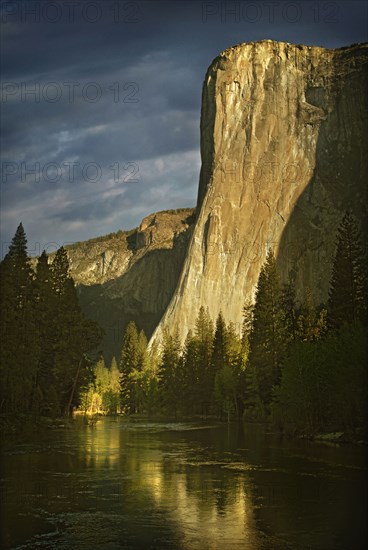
[{"x1": 1, "y1": 418, "x2": 367, "y2": 549}]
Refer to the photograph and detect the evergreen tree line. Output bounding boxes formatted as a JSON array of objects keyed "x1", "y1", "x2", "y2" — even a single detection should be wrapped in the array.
[
  {"x1": 0, "y1": 223, "x2": 102, "y2": 417},
  {"x1": 2, "y1": 213, "x2": 366, "y2": 435},
  {"x1": 106, "y1": 212, "x2": 367, "y2": 435}
]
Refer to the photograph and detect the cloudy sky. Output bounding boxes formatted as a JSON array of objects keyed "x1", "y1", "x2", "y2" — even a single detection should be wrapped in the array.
[{"x1": 1, "y1": 0, "x2": 367, "y2": 257}]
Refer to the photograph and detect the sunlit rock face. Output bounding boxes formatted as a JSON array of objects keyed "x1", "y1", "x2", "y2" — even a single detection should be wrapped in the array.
[
  {"x1": 152, "y1": 40, "x2": 368, "y2": 344},
  {"x1": 55, "y1": 208, "x2": 195, "y2": 360}
]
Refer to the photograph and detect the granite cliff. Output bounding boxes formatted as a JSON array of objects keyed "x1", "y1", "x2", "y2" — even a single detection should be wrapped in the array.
[
  {"x1": 152, "y1": 40, "x2": 368, "y2": 344},
  {"x1": 53, "y1": 208, "x2": 195, "y2": 361},
  {"x1": 56, "y1": 41, "x2": 367, "y2": 354}
]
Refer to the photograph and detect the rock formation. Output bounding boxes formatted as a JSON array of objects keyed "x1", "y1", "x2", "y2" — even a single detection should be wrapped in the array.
[
  {"x1": 151, "y1": 40, "x2": 368, "y2": 344},
  {"x1": 51, "y1": 41, "x2": 368, "y2": 355},
  {"x1": 53, "y1": 208, "x2": 195, "y2": 361}
]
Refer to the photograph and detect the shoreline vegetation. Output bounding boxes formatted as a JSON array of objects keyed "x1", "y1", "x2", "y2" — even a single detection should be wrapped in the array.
[
  {"x1": 1, "y1": 412, "x2": 366, "y2": 447},
  {"x1": 1, "y1": 212, "x2": 367, "y2": 446}
]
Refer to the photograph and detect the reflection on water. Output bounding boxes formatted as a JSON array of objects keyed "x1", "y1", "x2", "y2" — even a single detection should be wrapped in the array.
[{"x1": 1, "y1": 419, "x2": 367, "y2": 549}]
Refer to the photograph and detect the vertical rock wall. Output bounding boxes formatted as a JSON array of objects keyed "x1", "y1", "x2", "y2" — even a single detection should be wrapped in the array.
[{"x1": 152, "y1": 41, "x2": 368, "y2": 344}]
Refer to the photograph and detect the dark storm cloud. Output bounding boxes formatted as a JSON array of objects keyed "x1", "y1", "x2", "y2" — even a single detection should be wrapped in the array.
[{"x1": 1, "y1": 0, "x2": 367, "y2": 254}]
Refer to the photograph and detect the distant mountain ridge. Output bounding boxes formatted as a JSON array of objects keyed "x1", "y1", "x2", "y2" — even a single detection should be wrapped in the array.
[{"x1": 47, "y1": 208, "x2": 195, "y2": 361}]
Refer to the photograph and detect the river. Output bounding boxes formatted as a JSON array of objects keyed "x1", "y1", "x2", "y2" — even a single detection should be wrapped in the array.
[{"x1": 0, "y1": 418, "x2": 367, "y2": 549}]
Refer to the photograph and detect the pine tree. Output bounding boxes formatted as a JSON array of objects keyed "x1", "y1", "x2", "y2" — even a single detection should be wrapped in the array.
[
  {"x1": 227, "y1": 322, "x2": 243, "y2": 417},
  {"x1": 280, "y1": 272, "x2": 298, "y2": 341},
  {"x1": 158, "y1": 328, "x2": 181, "y2": 417},
  {"x1": 119, "y1": 322, "x2": 149, "y2": 414},
  {"x1": 2, "y1": 222, "x2": 31, "y2": 300},
  {"x1": 181, "y1": 330, "x2": 199, "y2": 414},
  {"x1": 241, "y1": 301, "x2": 254, "y2": 351},
  {"x1": 248, "y1": 249, "x2": 286, "y2": 410},
  {"x1": 0, "y1": 234, "x2": 101, "y2": 417},
  {"x1": 137, "y1": 330, "x2": 149, "y2": 371},
  {"x1": 33, "y1": 251, "x2": 56, "y2": 412},
  {"x1": 328, "y1": 212, "x2": 368, "y2": 329},
  {"x1": 0, "y1": 223, "x2": 39, "y2": 413},
  {"x1": 51, "y1": 247, "x2": 101, "y2": 415},
  {"x1": 108, "y1": 357, "x2": 121, "y2": 414},
  {"x1": 51, "y1": 246, "x2": 71, "y2": 297},
  {"x1": 297, "y1": 287, "x2": 327, "y2": 342},
  {"x1": 131, "y1": 330, "x2": 149, "y2": 413},
  {"x1": 214, "y1": 364, "x2": 236, "y2": 422},
  {"x1": 119, "y1": 321, "x2": 140, "y2": 413},
  {"x1": 144, "y1": 340, "x2": 161, "y2": 414},
  {"x1": 214, "y1": 322, "x2": 242, "y2": 419},
  {"x1": 194, "y1": 307, "x2": 214, "y2": 415},
  {"x1": 210, "y1": 312, "x2": 229, "y2": 412},
  {"x1": 239, "y1": 301, "x2": 255, "y2": 418},
  {"x1": 211, "y1": 312, "x2": 228, "y2": 373},
  {"x1": 95, "y1": 356, "x2": 110, "y2": 395}
]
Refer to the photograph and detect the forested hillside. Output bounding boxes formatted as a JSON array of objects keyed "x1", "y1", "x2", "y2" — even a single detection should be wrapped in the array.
[{"x1": 2, "y1": 212, "x2": 366, "y2": 439}]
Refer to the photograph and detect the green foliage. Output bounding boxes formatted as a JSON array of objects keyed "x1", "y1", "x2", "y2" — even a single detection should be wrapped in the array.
[
  {"x1": 158, "y1": 328, "x2": 181, "y2": 416},
  {"x1": 248, "y1": 249, "x2": 286, "y2": 410},
  {"x1": 280, "y1": 273, "x2": 298, "y2": 341},
  {"x1": 95, "y1": 357, "x2": 110, "y2": 395},
  {"x1": 79, "y1": 356, "x2": 121, "y2": 415},
  {"x1": 180, "y1": 330, "x2": 200, "y2": 414},
  {"x1": 79, "y1": 382, "x2": 95, "y2": 414},
  {"x1": 104, "y1": 357, "x2": 122, "y2": 414},
  {"x1": 110, "y1": 219, "x2": 366, "y2": 435},
  {"x1": 327, "y1": 323, "x2": 367, "y2": 430},
  {"x1": 272, "y1": 340, "x2": 330, "y2": 433},
  {"x1": 214, "y1": 365, "x2": 236, "y2": 421},
  {"x1": 179, "y1": 307, "x2": 214, "y2": 416},
  {"x1": 3, "y1": 209, "x2": 366, "y2": 436},
  {"x1": 328, "y1": 211, "x2": 368, "y2": 329},
  {"x1": 50, "y1": 247, "x2": 102, "y2": 414},
  {"x1": 119, "y1": 321, "x2": 149, "y2": 413},
  {"x1": 208, "y1": 314, "x2": 243, "y2": 417},
  {"x1": 211, "y1": 312, "x2": 228, "y2": 374},
  {"x1": 0, "y1": 223, "x2": 39, "y2": 414},
  {"x1": 297, "y1": 288, "x2": 327, "y2": 342},
  {"x1": 273, "y1": 323, "x2": 367, "y2": 435},
  {"x1": 0, "y1": 225, "x2": 102, "y2": 417},
  {"x1": 271, "y1": 214, "x2": 367, "y2": 435},
  {"x1": 143, "y1": 341, "x2": 161, "y2": 414}
]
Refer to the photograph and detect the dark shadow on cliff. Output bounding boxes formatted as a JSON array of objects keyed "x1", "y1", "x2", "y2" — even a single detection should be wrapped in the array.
[
  {"x1": 197, "y1": 60, "x2": 219, "y2": 211},
  {"x1": 276, "y1": 47, "x2": 368, "y2": 305},
  {"x1": 77, "y1": 228, "x2": 194, "y2": 364}
]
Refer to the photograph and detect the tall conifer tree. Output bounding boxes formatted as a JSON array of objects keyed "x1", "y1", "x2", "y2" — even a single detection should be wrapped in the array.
[
  {"x1": 328, "y1": 212, "x2": 368, "y2": 329},
  {"x1": 119, "y1": 321, "x2": 140, "y2": 413},
  {"x1": 0, "y1": 223, "x2": 39, "y2": 413},
  {"x1": 158, "y1": 328, "x2": 181, "y2": 417},
  {"x1": 248, "y1": 249, "x2": 285, "y2": 409}
]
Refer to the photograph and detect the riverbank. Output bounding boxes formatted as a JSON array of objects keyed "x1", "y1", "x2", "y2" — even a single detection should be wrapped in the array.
[
  {"x1": 299, "y1": 429, "x2": 368, "y2": 445},
  {"x1": 0, "y1": 413, "x2": 74, "y2": 438},
  {"x1": 277, "y1": 420, "x2": 368, "y2": 446},
  {"x1": 1, "y1": 412, "x2": 367, "y2": 446}
]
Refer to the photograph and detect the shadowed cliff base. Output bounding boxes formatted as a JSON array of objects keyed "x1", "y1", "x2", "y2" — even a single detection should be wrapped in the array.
[
  {"x1": 78, "y1": 232, "x2": 193, "y2": 363},
  {"x1": 276, "y1": 43, "x2": 368, "y2": 304},
  {"x1": 47, "y1": 208, "x2": 195, "y2": 363}
]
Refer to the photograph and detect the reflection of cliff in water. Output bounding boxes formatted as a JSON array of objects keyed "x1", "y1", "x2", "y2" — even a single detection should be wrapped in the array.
[
  {"x1": 73, "y1": 420, "x2": 263, "y2": 548},
  {"x1": 277, "y1": 46, "x2": 368, "y2": 304}
]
